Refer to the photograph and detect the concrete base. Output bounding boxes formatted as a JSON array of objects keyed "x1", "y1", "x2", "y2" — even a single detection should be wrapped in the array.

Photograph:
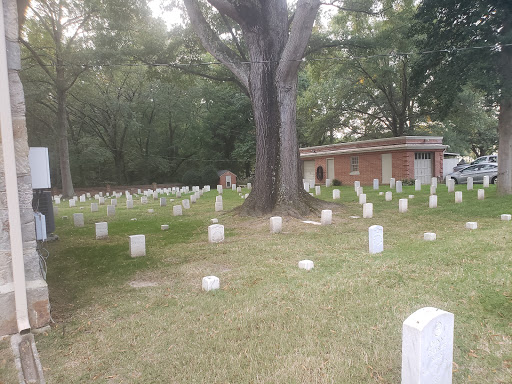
[{"x1": 11, "y1": 333, "x2": 46, "y2": 383}]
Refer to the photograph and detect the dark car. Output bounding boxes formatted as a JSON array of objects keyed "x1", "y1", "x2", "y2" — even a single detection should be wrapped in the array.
[{"x1": 449, "y1": 163, "x2": 498, "y2": 184}]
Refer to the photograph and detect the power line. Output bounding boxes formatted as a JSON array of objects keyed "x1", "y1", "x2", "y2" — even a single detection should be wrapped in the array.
[{"x1": 21, "y1": 43, "x2": 512, "y2": 70}]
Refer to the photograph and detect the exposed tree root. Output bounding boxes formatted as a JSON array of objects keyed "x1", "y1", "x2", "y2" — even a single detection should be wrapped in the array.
[{"x1": 235, "y1": 190, "x2": 341, "y2": 219}]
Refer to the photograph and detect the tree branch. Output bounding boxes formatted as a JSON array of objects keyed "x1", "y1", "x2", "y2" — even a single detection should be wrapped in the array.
[
  {"x1": 183, "y1": 0, "x2": 249, "y2": 90},
  {"x1": 277, "y1": 0, "x2": 321, "y2": 84},
  {"x1": 220, "y1": 13, "x2": 248, "y2": 62},
  {"x1": 19, "y1": 38, "x2": 56, "y2": 82},
  {"x1": 206, "y1": 0, "x2": 245, "y2": 26}
]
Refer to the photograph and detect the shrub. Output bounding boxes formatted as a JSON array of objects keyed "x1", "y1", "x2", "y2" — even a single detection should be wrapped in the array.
[
  {"x1": 201, "y1": 166, "x2": 219, "y2": 187},
  {"x1": 333, "y1": 179, "x2": 342, "y2": 186},
  {"x1": 182, "y1": 169, "x2": 202, "y2": 186},
  {"x1": 401, "y1": 178, "x2": 415, "y2": 186}
]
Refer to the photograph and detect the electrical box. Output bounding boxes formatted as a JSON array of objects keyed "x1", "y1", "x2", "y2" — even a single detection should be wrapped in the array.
[
  {"x1": 29, "y1": 147, "x2": 51, "y2": 189},
  {"x1": 34, "y1": 212, "x2": 47, "y2": 241}
]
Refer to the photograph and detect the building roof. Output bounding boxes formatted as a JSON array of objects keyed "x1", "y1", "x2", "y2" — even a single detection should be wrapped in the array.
[
  {"x1": 300, "y1": 136, "x2": 447, "y2": 158},
  {"x1": 217, "y1": 170, "x2": 237, "y2": 177}
]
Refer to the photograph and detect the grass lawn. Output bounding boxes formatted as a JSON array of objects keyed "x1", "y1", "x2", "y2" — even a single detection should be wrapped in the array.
[{"x1": 2, "y1": 184, "x2": 511, "y2": 383}]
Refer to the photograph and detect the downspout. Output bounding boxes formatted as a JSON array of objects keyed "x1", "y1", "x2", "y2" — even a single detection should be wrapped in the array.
[{"x1": 0, "y1": 0, "x2": 31, "y2": 333}]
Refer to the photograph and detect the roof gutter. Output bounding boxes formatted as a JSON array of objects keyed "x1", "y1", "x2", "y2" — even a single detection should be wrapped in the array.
[
  {"x1": 0, "y1": 0, "x2": 31, "y2": 333},
  {"x1": 300, "y1": 144, "x2": 448, "y2": 158}
]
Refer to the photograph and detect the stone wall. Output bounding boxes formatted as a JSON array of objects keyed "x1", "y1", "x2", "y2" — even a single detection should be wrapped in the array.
[{"x1": 0, "y1": 0, "x2": 50, "y2": 336}]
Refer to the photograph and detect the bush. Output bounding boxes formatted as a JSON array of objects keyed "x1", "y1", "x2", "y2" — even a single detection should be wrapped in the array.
[
  {"x1": 201, "y1": 166, "x2": 219, "y2": 187},
  {"x1": 333, "y1": 179, "x2": 342, "y2": 186},
  {"x1": 182, "y1": 169, "x2": 202, "y2": 186},
  {"x1": 401, "y1": 178, "x2": 415, "y2": 186}
]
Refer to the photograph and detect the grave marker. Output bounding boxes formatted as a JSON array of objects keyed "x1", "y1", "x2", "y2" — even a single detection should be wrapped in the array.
[
  {"x1": 270, "y1": 216, "x2": 283, "y2": 233},
  {"x1": 173, "y1": 205, "x2": 182, "y2": 216},
  {"x1": 208, "y1": 224, "x2": 224, "y2": 243},
  {"x1": 359, "y1": 193, "x2": 366, "y2": 205},
  {"x1": 215, "y1": 202, "x2": 223, "y2": 212},
  {"x1": 182, "y1": 199, "x2": 191, "y2": 209},
  {"x1": 424, "y1": 233, "x2": 436, "y2": 241},
  {"x1": 160, "y1": 197, "x2": 167, "y2": 206},
  {"x1": 415, "y1": 179, "x2": 421, "y2": 191},
  {"x1": 447, "y1": 179, "x2": 455, "y2": 193},
  {"x1": 373, "y1": 179, "x2": 379, "y2": 190},
  {"x1": 202, "y1": 276, "x2": 220, "y2": 291},
  {"x1": 161, "y1": 225, "x2": 169, "y2": 231},
  {"x1": 385, "y1": 191, "x2": 392, "y2": 201},
  {"x1": 429, "y1": 195, "x2": 437, "y2": 209},
  {"x1": 298, "y1": 260, "x2": 314, "y2": 271},
  {"x1": 501, "y1": 214, "x2": 511, "y2": 221},
  {"x1": 325, "y1": 179, "x2": 332, "y2": 187},
  {"x1": 483, "y1": 176, "x2": 489, "y2": 188},
  {"x1": 396, "y1": 180, "x2": 403, "y2": 193},
  {"x1": 368, "y1": 225, "x2": 383, "y2": 254},
  {"x1": 467, "y1": 177, "x2": 473, "y2": 191},
  {"x1": 455, "y1": 191, "x2": 462, "y2": 203},
  {"x1": 315, "y1": 186, "x2": 321, "y2": 195},
  {"x1": 129, "y1": 235, "x2": 146, "y2": 257},
  {"x1": 73, "y1": 213, "x2": 84, "y2": 227},
  {"x1": 465, "y1": 222, "x2": 477, "y2": 230},
  {"x1": 126, "y1": 200, "x2": 133, "y2": 209},
  {"x1": 107, "y1": 205, "x2": 115, "y2": 216},
  {"x1": 477, "y1": 189, "x2": 484, "y2": 200},
  {"x1": 333, "y1": 189, "x2": 340, "y2": 200},
  {"x1": 390, "y1": 178, "x2": 395, "y2": 189},
  {"x1": 399, "y1": 199, "x2": 408, "y2": 213},
  {"x1": 95, "y1": 222, "x2": 108, "y2": 239},
  {"x1": 69, "y1": 199, "x2": 76, "y2": 208},
  {"x1": 321, "y1": 210, "x2": 332, "y2": 225},
  {"x1": 91, "y1": 203, "x2": 98, "y2": 212},
  {"x1": 402, "y1": 307, "x2": 454, "y2": 384},
  {"x1": 363, "y1": 203, "x2": 373, "y2": 218}
]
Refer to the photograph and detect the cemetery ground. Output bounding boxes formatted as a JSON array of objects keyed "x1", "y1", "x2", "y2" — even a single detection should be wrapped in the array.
[{"x1": 1, "y1": 185, "x2": 511, "y2": 383}]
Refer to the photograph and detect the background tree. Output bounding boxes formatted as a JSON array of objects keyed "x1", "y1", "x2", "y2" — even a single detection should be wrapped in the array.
[{"x1": 413, "y1": 0, "x2": 512, "y2": 194}]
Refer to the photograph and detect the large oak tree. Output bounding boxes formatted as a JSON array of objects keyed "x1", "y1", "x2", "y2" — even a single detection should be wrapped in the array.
[{"x1": 183, "y1": 0, "x2": 327, "y2": 216}]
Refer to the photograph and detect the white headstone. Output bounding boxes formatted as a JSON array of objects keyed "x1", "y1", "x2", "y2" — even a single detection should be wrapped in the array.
[
  {"x1": 69, "y1": 199, "x2": 76, "y2": 208},
  {"x1": 359, "y1": 193, "x2": 366, "y2": 205},
  {"x1": 202, "y1": 276, "x2": 220, "y2": 291},
  {"x1": 216, "y1": 195, "x2": 222, "y2": 203},
  {"x1": 363, "y1": 203, "x2": 373, "y2": 219},
  {"x1": 80, "y1": 195, "x2": 86, "y2": 203},
  {"x1": 320, "y1": 210, "x2": 332, "y2": 225},
  {"x1": 431, "y1": 177, "x2": 438, "y2": 188},
  {"x1": 176, "y1": 191, "x2": 181, "y2": 198},
  {"x1": 211, "y1": 218, "x2": 218, "y2": 224},
  {"x1": 173, "y1": 205, "x2": 182, "y2": 216},
  {"x1": 402, "y1": 307, "x2": 454, "y2": 384},
  {"x1": 160, "y1": 197, "x2": 167, "y2": 206},
  {"x1": 208, "y1": 224, "x2": 224, "y2": 243},
  {"x1": 447, "y1": 179, "x2": 455, "y2": 193},
  {"x1": 110, "y1": 198, "x2": 117, "y2": 206},
  {"x1": 95, "y1": 222, "x2": 108, "y2": 239},
  {"x1": 333, "y1": 189, "x2": 340, "y2": 200},
  {"x1": 107, "y1": 205, "x2": 115, "y2": 216},
  {"x1": 315, "y1": 186, "x2": 321, "y2": 196},
  {"x1": 161, "y1": 225, "x2": 169, "y2": 231},
  {"x1": 477, "y1": 189, "x2": 484, "y2": 200},
  {"x1": 354, "y1": 180, "x2": 360, "y2": 192},
  {"x1": 237, "y1": 186, "x2": 241, "y2": 193},
  {"x1": 91, "y1": 203, "x2": 98, "y2": 212},
  {"x1": 396, "y1": 180, "x2": 403, "y2": 193},
  {"x1": 424, "y1": 232, "x2": 436, "y2": 241},
  {"x1": 182, "y1": 199, "x2": 190, "y2": 209},
  {"x1": 325, "y1": 179, "x2": 332, "y2": 187},
  {"x1": 190, "y1": 195, "x2": 196, "y2": 203},
  {"x1": 147, "y1": 209, "x2": 154, "y2": 213},
  {"x1": 483, "y1": 176, "x2": 489, "y2": 188},
  {"x1": 455, "y1": 191, "x2": 462, "y2": 203},
  {"x1": 231, "y1": 184, "x2": 236, "y2": 191},
  {"x1": 385, "y1": 191, "x2": 392, "y2": 201},
  {"x1": 303, "y1": 182, "x2": 310, "y2": 191},
  {"x1": 73, "y1": 213, "x2": 84, "y2": 227},
  {"x1": 217, "y1": 185, "x2": 223, "y2": 194},
  {"x1": 247, "y1": 183, "x2": 252, "y2": 190},
  {"x1": 415, "y1": 179, "x2": 421, "y2": 191},
  {"x1": 467, "y1": 177, "x2": 473, "y2": 191},
  {"x1": 54, "y1": 197, "x2": 61, "y2": 204},
  {"x1": 126, "y1": 200, "x2": 133, "y2": 209},
  {"x1": 399, "y1": 198, "x2": 408, "y2": 213},
  {"x1": 390, "y1": 178, "x2": 396, "y2": 189},
  {"x1": 141, "y1": 196, "x2": 148, "y2": 204},
  {"x1": 430, "y1": 185, "x2": 436, "y2": 195},
  {"x1": 298, "y1": 260, "x2": 314, "y2": 271},
  {"x1": 368, "y1": 225, "x2": 383, "y2": 254},
  {"x1": 215, "y1": 202, "x2": 223, "y2": 212},
  {"x1": 129, "y1": 235, "x2": 146, "y2": 257},
  {"x1": 465, "y1": 222, "x2": 477, "y2": 230},
  {"x1": 357, "y1": 186, "x2": 363, "y2": 197},
  {"x1": 270, "y1": 216, "x2": 283, "y2": 233},
  {"x1": 373, "y1": 179, "x2": 379, "y2": 190},
  {"x1": 501, "y1": 214, "x2": 511, "y2": 221},
  {"x1": 429, "y1": 195, "x2": 437, "y2": 209}
]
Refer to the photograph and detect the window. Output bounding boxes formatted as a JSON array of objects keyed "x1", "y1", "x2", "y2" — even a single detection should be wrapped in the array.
[{"x1": 350, "y1": 156, "x2": 359, "y2": 172}]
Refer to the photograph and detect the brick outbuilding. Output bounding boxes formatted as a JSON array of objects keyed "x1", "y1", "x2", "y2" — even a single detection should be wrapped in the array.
[
  {"x1": 217, "y1": 170, "x2": 237, "y2": 189},
  {"x1": 299, "y1": 136, "x2": 447, "y2": 186}
]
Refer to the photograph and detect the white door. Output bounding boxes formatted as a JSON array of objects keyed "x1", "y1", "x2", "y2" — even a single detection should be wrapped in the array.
[
  {"x1": 326, "y1": 158, "x2": 334, "y2": 180},
  {"x1": 303, "y1": 161, "x2": 315, "y2": 182},
  {"x1": 381, "y1": 154, "x2": 392, "y2": 183},
  {"x1": 225, "y1": 176, "x2": 231, "y2": 188},
  {"x1": 414, "y1": 152, "x2": 433, "y2": 184}
]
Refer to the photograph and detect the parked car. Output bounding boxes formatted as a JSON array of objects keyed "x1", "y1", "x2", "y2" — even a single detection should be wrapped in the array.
[
  {"x1": 453, "y1": 155, "x2": 498, "y2": 172},
  {"x1": 449, "y1": 163, "x2": 498, "y2": 184}
]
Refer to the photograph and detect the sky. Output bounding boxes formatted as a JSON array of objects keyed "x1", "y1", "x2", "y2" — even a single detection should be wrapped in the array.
[{"x1": 148, "y1": 0, "x2": 185, "y2": 29}]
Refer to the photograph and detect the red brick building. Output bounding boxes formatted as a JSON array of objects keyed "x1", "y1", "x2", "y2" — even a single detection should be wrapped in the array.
[
  {"x1": 299, "y1": 136, "x2": 447, "y2": 186},
  {"x1": 217, "y1": 170, "x2": 237, "y2": 188}
]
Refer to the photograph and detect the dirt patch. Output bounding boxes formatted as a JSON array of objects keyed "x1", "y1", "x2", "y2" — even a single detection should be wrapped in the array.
[{"x1": 128, "y1": 281, "x2": 159, "y2": 288}]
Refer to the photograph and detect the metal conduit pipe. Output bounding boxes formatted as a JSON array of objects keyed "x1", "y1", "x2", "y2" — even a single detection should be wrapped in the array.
[{"x1": 0, "y1": 0, "x2": 31, "y2": 333}]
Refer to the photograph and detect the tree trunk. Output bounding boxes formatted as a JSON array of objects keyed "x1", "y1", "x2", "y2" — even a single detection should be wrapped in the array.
[{"x1": 56, "y1": 88, "x2": 74, "y2": 197}]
